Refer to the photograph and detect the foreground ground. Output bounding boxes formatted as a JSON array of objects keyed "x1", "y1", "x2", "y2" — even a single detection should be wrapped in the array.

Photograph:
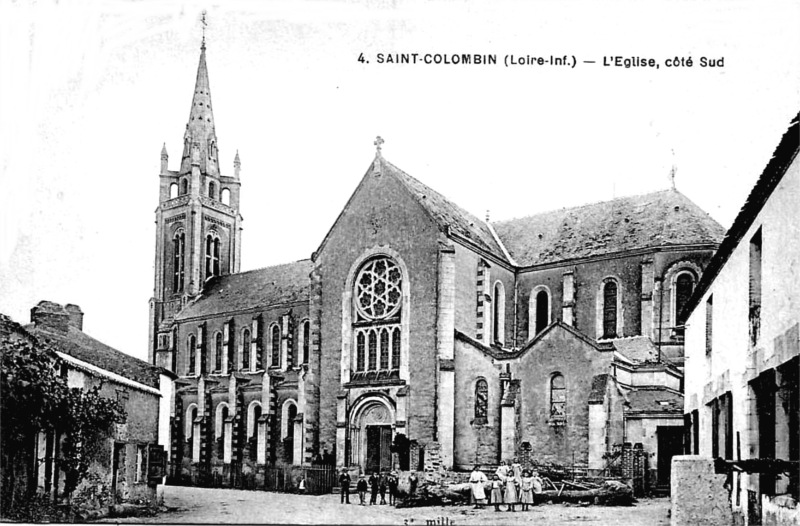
[{"x1": 104, "y1": 485, "x2": 671, "y2": 525}]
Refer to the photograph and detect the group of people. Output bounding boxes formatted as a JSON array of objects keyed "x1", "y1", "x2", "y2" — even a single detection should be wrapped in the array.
[
  {"x1": 469, "y1": 459, "x2": 544, "y2": 512},
  {"x1": 338, "y1": 469, "x2": 402, "y2": 506}
]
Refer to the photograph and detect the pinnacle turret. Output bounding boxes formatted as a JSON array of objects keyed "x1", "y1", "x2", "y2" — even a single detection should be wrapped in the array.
[
  {"x1": 160, "y1": 143, "x2": 169, "y2": 173},
  {"x1": 180, "y1": 43, "x2": 219, "y2": 176}
]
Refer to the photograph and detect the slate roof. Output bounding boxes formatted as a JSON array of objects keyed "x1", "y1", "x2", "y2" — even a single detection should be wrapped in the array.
[
  {"x1": 492, "y1": 189, "x2": 726, "y2": 267},
  {"x1": 684, "y1": 111, "x2": 800, "y2": 318},
  {"x1": 625, "y1": 387, "x2": 683, "y2": 415},
  {"x1": 382, "y1": 158, "x2": 511, "y2": 263},
  {"x1": 455, "y1": 321, "x2": 614, "y2": 360},
  {"x1": 24, "y1": 313, "x2": 163, "y2": 389},
  {"x1": 176, "y1": 260, "x2": 312, "y2": 320},
  {"x1": 610, "y1": 336, "x2": 660, "y2": 364}
]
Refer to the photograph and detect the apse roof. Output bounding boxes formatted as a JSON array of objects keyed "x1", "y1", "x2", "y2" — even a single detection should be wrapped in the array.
[{"x1": 625, "y1": 386, "x2": 683, "y2": 415}]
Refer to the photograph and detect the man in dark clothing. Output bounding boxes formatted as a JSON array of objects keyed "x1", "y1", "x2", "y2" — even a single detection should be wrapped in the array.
[
  {"x1": 379, "y1": 472, "x2": 388, "y2": 504},
  {"x1": 387, "y1": 472, "x2": 399, "y2": 505},
  {"x1": 357, "y1": 476, "x2": 368, "y2": 505},
  {"x1": 339, "y1": 469, "x2": 351, "y2": 504},
  {"x1": 369, "y1": 472, "x2": 380, "y2": 505}
]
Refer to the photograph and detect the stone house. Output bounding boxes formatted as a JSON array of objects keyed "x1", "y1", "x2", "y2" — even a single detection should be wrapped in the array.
[
  {"x1": 1, "y1": 302, "x2": 174, "y2": 508},
  {"x1": 682, "y1": 111, "x2": 799, "y2": 524},
  {"x1": 151, "y1": 43, "x2": 725, "y2": 489}
]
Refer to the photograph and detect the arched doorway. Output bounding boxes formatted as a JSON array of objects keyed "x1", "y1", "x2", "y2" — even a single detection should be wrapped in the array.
[{"x1": 349, "y1": 398, "x2": 395, "y2": 473}]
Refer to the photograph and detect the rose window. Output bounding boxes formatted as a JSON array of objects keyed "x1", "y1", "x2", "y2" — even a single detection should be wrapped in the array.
[
  {"x1": 355, "y1": 257, "x2": 402, "y2": 321},
  {"x1": 352, "y1": 256, "x2": 403, "y2": 379}
]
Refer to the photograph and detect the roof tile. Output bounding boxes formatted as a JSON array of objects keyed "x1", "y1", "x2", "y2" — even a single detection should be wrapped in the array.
[
  {"x1": 493, "y1": 189, "x2": 725, "y2": 266},
  {"x1": 176, "y1": 260, "x2": 312, "y2": 320},
  {"x1": 382, "y1": 159, "x2": 510, "y2": 263},
  {"x1": 26, "y1": 324, "x2": 162, "y2": 389},
  {"x1": 625, "y1": 387, "x2": 683, "y2": 414}
]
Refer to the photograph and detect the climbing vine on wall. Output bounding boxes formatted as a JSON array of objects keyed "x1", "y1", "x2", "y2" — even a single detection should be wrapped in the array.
[{"x1": 1, "y1": 336, "x2": 126, "y2": 510}]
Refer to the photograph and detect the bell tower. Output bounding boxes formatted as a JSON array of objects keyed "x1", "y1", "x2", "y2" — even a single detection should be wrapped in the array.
[{"x1": 148, "y1": 41, "x2": 243, "y2": 366}]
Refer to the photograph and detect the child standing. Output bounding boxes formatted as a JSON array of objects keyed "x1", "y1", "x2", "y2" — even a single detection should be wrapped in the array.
[
  {"x1": 532, "y1": 471, "x2": 544, "y2": 505},
  {"x1": 490, "y1": 474, "x2": 504, "y2": 512},
  {"x1": 519, "y1": 470, "x2": 534, "y2": 511},
  {"x1": 504, "y1": 469, "x2": 519, "y2": 512}
]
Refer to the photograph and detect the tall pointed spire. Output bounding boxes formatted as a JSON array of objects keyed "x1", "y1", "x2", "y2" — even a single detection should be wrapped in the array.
[{"x1": 180, "y1": 41, "x2": 219, "y2": 176}]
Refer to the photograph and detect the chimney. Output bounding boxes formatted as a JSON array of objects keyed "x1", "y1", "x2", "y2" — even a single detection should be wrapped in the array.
[
  {"x1": 65, "y1": 304, "x2": 84, "y2": 331},
  {"x1": 30, "y1": 301, "x2": 69, "y2": 333}
]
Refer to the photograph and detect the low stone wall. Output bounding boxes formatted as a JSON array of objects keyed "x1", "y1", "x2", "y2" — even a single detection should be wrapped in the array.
[
  {"x1": 763, "y1": 494, "x2": 800, "y2": 526},
  {"x1": 670, "y1": 456, "x2": 732, "y2": 526}
]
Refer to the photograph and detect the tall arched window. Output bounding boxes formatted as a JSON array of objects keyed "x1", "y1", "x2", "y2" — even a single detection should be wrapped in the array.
[
  {"x1": 247, "y1": 402, "x2": 262, "y2": 439},
  {"x1": 185, "y1": 404, "x2": 198, "y2": 460},
  {"x1": 205, "y1": 235, "x2": 221, "y2": 280},
  {"x1": 352, "y1": 256, "x2": 403, "y2": 379},
  {"x1": 284, "y1": 403, "x2": 297, "y2": 464},
  {"x1": 209, "y1": 181, "x2": 216, "y2": 199},
  {"x1": 300, "y1": 320, "x2": 310, "y2": 365},
  {"x1": 214, "y1": 332, "x2": 223, "y2": 372},
  {"x1": 173, "y1": 231, "x2": 185, "y2": 292},
  {"x1": 187, "y1": 334, "x2": 196, "y2": 375},
  {"x1": 602, "y1": 281, "x2": 618, "y2": 338},
  {"x1": 169, "y1": 183, "x2": 178, "y2": 199},
  {"x1": 242, "y1": 328, "x2": 251, "y2": 370},
  {"x1": 221, "y1": 188, "x2": 231, "y2": 206},
  {"x1": 214, "y1": 238, "x2": 220, "y2": 275},
  {"x1": 550, "y1": 373, "x2": 566, "y2": 419},
  {"x1": 535, "y1": 289, "x2": 550, "y2": 335},
  {"x1": 493, "y1": 282, "x2": 506, "y2": 345},
  {"x1": 270, "y1": 324, "x2": 281, "y2": 368},
  {"x1": 185, "y1": 405, "x2": 197, "y2": 441},
  {"x1": 249, "y1": 403, "x2": 261, "y2": 460},
  {"x1": 474, "y1": 378, "x2": 488, "y2": 422},
  {"x1": 216, "y1": 403, "x2": 229, "y2": 458},
  {"x1": 674, "y1": 272, "x2": 695, "y2": 327},
  {"x1": 181, "y1": 178, "x2": 188, "y2": 195}
]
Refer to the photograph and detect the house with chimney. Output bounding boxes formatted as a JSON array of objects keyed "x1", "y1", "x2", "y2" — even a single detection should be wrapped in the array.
[{"x1": 1, "y1": 302, "x2": 174, "y2": 508}]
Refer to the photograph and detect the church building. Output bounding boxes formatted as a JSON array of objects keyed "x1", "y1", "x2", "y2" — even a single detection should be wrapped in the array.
[{"x1": 149, "y1": 43, "x2": 726, "y2": 489}]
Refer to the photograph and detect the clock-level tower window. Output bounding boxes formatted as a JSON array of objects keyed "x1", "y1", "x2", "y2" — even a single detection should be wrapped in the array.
[
  {"x1": 173, "y1": 231, "x2": 185, "y2": 292},
  {"x1": 205, "y1": 234, "x2": 220, "y2": 280}
]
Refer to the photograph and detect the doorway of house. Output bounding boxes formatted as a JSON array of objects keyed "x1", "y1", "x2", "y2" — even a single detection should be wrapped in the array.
[
  {"x1": 657, "y1": 426, "x2": 684, "y2": 490},
  {"x1": 365, "y1": 425, "x2": 392, "y2": 474},
  {"x1": 111, "y1": 442, "x2": 125, "y2": 503}
]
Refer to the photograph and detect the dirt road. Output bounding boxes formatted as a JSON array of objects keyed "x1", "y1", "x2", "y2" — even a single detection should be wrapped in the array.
[{"x1": 104, "y1": 485, "x2": 670, "y2": 525}]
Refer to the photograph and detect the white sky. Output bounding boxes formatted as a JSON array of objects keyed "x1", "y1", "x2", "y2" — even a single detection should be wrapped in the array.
[{"x1": 1, "y1": 0, "x2": 799, "y2": 362}]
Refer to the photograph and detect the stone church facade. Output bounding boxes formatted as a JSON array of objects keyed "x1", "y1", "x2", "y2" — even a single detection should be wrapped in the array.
[{"x1": 149, "y1": 44, "x2": 726, "y2": 486}]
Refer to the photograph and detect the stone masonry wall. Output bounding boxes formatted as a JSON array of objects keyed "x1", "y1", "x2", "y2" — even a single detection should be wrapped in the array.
[
  {"x1": 315, "y1": 166, "x2": 443, "y2": 457},
  {"x1": 670, "y1": 456, "x2": 733, "y2": 526}
]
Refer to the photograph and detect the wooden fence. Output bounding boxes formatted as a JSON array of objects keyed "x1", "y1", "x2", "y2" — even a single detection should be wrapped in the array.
[{"x1": 168, "y1": 463, "x2": 335, "y2": 495}]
